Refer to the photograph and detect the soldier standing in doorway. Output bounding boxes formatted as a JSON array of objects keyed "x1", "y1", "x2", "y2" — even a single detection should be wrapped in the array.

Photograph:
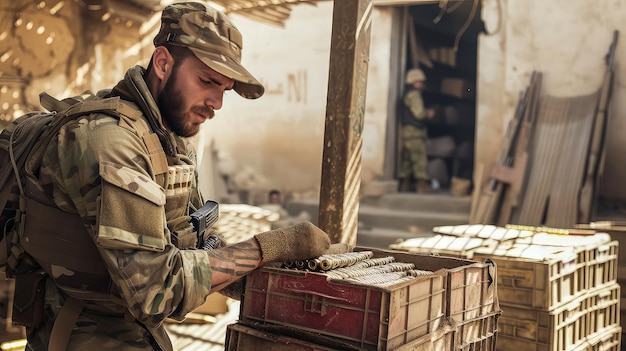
[{"x1": 399, "y1": 68, "x2": 437, "y2": 193}]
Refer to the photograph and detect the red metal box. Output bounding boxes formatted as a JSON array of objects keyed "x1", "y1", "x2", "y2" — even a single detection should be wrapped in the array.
[
  {"x1": 225, "y1": 322, "x2": 342, "y2": 351},
  {"x1": 241, "y1": 247, "x2": 497, "y2": 351}
]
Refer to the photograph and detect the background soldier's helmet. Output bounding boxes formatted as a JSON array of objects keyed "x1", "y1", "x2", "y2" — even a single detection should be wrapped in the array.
[{"x1": 405, "y1": 68, "x2": 426, "y2": 85}]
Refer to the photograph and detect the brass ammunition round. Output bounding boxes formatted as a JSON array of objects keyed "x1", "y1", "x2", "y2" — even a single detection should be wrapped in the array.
[
  {"x1": 308, "y1": 259, "x2": 320, "y2": 271},
  {"x1": 315, "y1": 251, "x2": 374, "y2": 271},
  {"x1": 406, "y1": 269, "x2": 432, "y2": 277}
]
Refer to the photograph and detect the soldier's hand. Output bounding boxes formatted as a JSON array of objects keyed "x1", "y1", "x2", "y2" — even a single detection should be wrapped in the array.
[
  {"x1": 426, "y1": 108, "x2": 436, "y2": 119},
  {"x1": 254, "y1": 222, "x2": 331, "y2": 263}
]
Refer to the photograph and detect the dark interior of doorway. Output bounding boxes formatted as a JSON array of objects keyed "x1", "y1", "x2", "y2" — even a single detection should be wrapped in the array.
[{"x1": 400, "y1": 1, "x2": 484, "y2": 195}]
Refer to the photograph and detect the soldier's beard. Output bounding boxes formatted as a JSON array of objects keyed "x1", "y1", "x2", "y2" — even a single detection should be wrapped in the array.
[{"x1": 158, "y1": 73, "x2": 201, "y2": 138}]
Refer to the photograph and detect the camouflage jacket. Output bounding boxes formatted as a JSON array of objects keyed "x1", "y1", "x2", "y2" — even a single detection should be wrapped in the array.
[
  {"x1": 400, "y1": 89, "x2": 427, "y2": 130},
  {"x1": 29, "y1": 66, "x2": 212, "y2": 351},
  {"x1": 403, "y1": 89, "x2": 426, "y2": 121}
]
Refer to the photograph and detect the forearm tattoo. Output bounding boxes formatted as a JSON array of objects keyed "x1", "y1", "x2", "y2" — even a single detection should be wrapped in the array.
[{"x1": 206, "y1": 239, "x2": 262, "y2": 291}]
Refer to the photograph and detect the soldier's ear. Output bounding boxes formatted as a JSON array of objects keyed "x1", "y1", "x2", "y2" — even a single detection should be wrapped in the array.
[{"x1": 153, "y1": 46, "x2": 173, "y2": 80}]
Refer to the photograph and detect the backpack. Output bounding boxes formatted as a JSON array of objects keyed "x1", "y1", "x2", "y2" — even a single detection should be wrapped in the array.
[{"x1": 0, "y1": 91, "x2": 126, "y2": 276}]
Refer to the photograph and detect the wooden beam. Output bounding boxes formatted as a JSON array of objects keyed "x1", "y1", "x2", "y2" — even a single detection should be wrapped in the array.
[{"x1": 318, "y1": 0, "x2": 373, "y2": 246}]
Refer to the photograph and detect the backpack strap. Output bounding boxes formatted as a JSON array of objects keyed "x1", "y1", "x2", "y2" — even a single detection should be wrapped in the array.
[
  {"x1": 48, "y1": 297, "x2": 86, "y2": 351},
  {"x1": 40, "y1": 92, "x2": 169, "y2": 183},
  {"x1": 39, "y1": 92, "x2": 71, "y2": 113},
  {"x1": 39, "y1": 91, "x2": 96, "y2": 113}
]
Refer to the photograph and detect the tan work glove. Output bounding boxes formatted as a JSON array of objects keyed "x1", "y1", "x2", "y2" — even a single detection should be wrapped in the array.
[{"x1": 254, "y1": 222, "x2": 331, "y2": 263}]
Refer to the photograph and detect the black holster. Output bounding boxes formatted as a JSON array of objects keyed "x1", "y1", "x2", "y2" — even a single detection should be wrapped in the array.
[{"x1": 12, "y1": 270, "x2": 47, "y2": 329}]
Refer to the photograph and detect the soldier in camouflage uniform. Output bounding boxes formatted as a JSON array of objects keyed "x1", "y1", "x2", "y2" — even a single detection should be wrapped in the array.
[
  {"x1": 399, "y1": 68, "x2": 436, "y2": 193},
  {"x1": 19, "y1": 2, "x2": 332, "y2": 350}
]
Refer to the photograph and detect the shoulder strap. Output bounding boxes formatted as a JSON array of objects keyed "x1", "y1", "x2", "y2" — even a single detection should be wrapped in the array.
[
  {"x1": 39, "y1": 90, "x2": 96, "y2": 113},
  {"x1": 23, "y1": 94, "x2": 126, "y2": 182},
  {"x1": 48, "y1": 297, "x2": 86, "y2": 351},
  {"x1": 116, "y1": 102, "x2": 169, "y2": 184}
]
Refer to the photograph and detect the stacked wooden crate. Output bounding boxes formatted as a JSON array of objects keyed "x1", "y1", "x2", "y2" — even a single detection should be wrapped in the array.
[
  {"x1": 575, "y1": 221, "x2": 626, "y2": 345},
  {"x1": 392, "y1": 224, "x2": 621, "y2": 351},
  {"x1": 227, "y1": 247, "x2": 501, "y2": 350}
]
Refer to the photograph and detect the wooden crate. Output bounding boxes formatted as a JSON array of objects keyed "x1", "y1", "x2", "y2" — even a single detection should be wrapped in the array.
[
  {"x1": 574, "y1": 223, "x2": 626, "y2": 266},
  {"x1": 389, "y1": 234, "x2": 496, "y2": 259},
  {"x1": 575, "y1": 326, "x2": 622, "y2": 351},
  {"x1": 474, "y1": 243, "x2": 587, "y2": 310},
  {"x1": 453, "y1": 312, "x2": 499, "y2": 351},
  {"x1": 394, "y1": 324, "x2": 455, "y2": 351},
  {"x1": 447, "y1": 257, "x2": 498, "y2": 323},
  {"x1": 397, "y1": 312, "x2": 499, "y2": 351},
  {"x1": 587, "y1": 240, "x2": 619, "y2": 290},
  {"x1": 585, "y1": 284, "x2": 621, "y2": 336},
  {"x1": 496, "y1": 284, "x2": 620, "y2": 351},
  {"x1": 241, "y1": 248, "x2": 497, "y2": 351}
]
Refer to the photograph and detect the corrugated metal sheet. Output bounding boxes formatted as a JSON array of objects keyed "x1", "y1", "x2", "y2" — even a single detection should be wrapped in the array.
[
  {"x1": 118, "y1": 0, "x2": 331, "y2": 27},
  {"x1": 210, "y1": 0, "x2": 330, "y2": 27}
]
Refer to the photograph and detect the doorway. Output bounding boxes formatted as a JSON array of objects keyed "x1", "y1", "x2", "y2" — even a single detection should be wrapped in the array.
[{"x1": 392, "y1": 1, "x2": 484, "y2": 195}]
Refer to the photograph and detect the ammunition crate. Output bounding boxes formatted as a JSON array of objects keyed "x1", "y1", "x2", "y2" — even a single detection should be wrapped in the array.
[
  {"x1": 573, "y1": 223, "x2": 626, "y2": 266},
  {"x1": 396, "y1": 325, "x2": 455, "y2": 351},
  {"x1": 474, "y1": 244, "x2": 587, "y2": 310},
  {"x1": 226, "y1": 323, "x2": 460, "y2": 351},
  {"x1": 241, "y1": 248, "x2": 498, "y2": 351},
  {"x1": 453, "y1": 311, "x2": 499, "y2": 351},
  {"x1": 389, "y1": 235, "x2": 497, "y2": 260},
  {"x1": 585, "y1": 284, "x2": 621, "y2": 336},
  {"x1": 496, "y1": 284, "x2": 620, "y2": 351},
  {"x1": 576, "y1": 326, "x2": 622, "y2": 351},
  {"x1": 393, "y1": 310, "x2": 498, "y2": 351},
  {"x1": 448, "y1": 259, "x2": 497, "y2": 323},
  {"x1": 226, "y1": 313, "x2": 499, "y2": 351},
  {"x1": 587, "y1": 240, "x2": 618, "y2": 290},
  {"x1": 225, "y1": 322, "x2": 342, "y2": 351}
]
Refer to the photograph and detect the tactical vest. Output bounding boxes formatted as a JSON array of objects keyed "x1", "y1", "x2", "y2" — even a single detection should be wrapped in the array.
[{"x1": 12, "y1": 94, "x2": 197, "y2": 351}]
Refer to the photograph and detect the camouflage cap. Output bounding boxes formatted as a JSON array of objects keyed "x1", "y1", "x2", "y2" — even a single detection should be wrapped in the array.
[{"x1": 154, "y1": 2, "x2": 264, "y2": 99}]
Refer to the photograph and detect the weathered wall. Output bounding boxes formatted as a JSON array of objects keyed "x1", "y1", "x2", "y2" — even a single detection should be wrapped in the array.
[
  {"x1": 0, "y1": 1, "x2": 150, "y2": 126},
  {"x1": 6, "y1": 0, "x2": 626, "y2": 204},
  {"x1": 2, "y1": 1, "x2": 392, "y2": 205},
  {"x1": 477, "y1": 0, "x2": 626, "y2": 199},
  {"x1": 199, "y1": 2, "x2": 395, "y2": 203}
]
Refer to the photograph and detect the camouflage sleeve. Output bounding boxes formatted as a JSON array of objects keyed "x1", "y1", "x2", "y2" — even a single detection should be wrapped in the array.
[
  {"x1": 50, "y1": 114, "x2": 212, "y2": 326},
  {"x1": 403, "y1": 89, "x2": 426, "y2": 121}
]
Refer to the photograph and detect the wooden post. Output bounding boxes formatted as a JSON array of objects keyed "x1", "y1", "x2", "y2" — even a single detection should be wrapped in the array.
[{"x1": 318, "y1": 0, "x2": 373, "y2": 246}]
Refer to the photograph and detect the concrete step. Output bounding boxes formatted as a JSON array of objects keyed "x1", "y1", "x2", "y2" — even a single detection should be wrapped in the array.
[
  {"x1": 285, "y1": 196, "x2": 470, "y2": 233},
  {"x1": 356, "y1": 226, "x2": 432, "y2": 250},
  {"x1": 358, "y1": 203, "x2": 469, "y2": 232},
  {"x1": 361, "y1": 192, "x2": 471, "y2": 214}
]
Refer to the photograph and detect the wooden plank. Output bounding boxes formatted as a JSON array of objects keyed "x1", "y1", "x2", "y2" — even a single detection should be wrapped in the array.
[
  {"x1": 318, "y1": 0, "x2": 373, "y2": 246},
  {"x1": 496, "y1": 72, "x2": 541, "y2": 226},
  {"x1": 472, "y1": 76, "x2": 532, "y2": 225},
  {"x1": 579, "y1": 31, "x2": 619, "y2": 223}
]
